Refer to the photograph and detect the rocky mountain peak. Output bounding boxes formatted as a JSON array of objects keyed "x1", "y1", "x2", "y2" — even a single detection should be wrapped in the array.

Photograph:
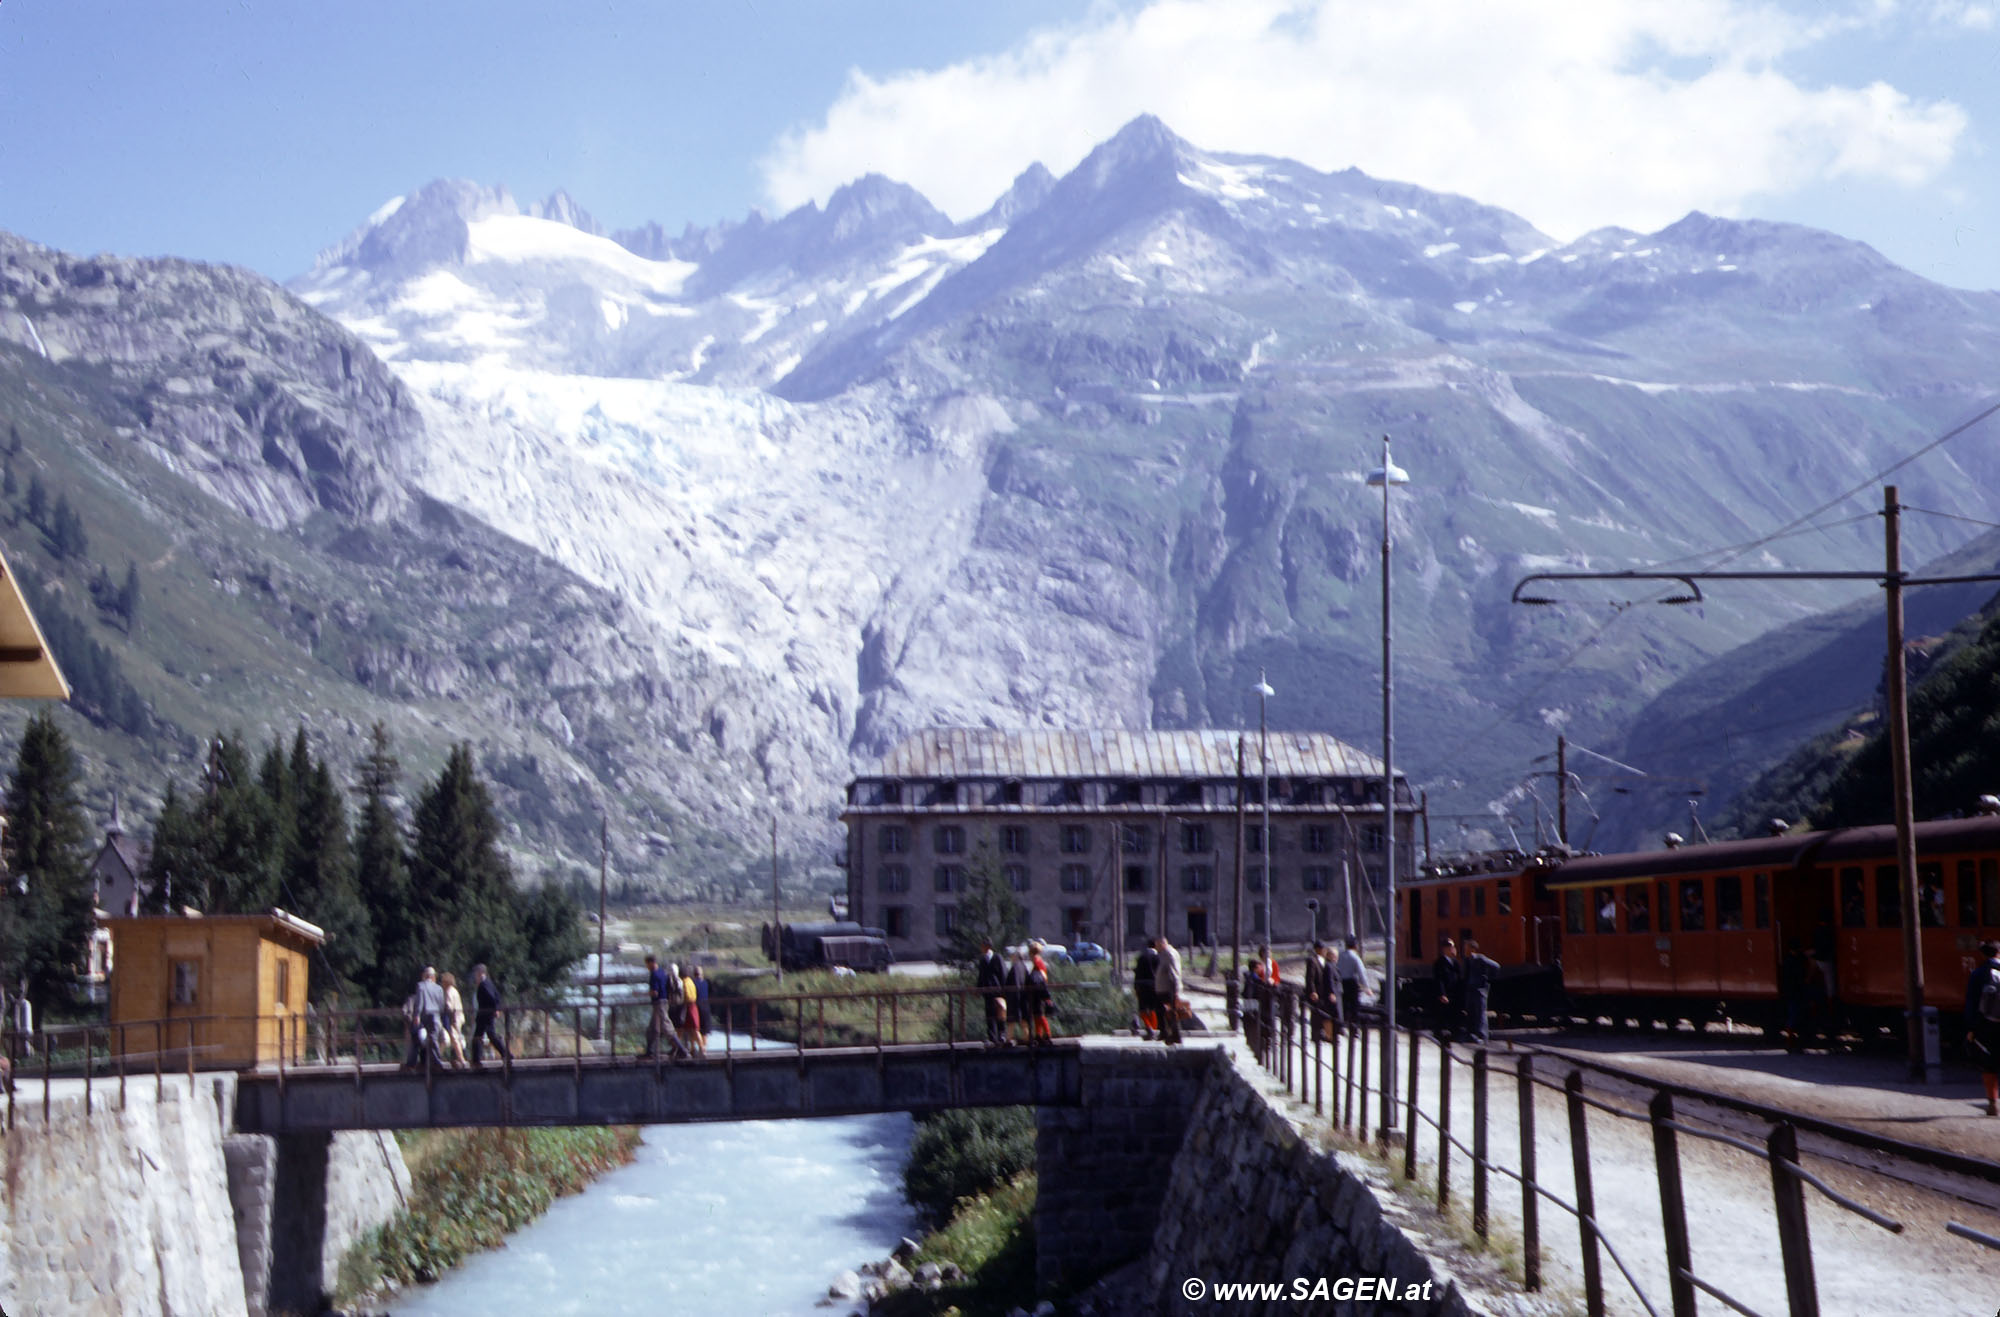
[
  {"x1": 528, "y1": 188, "x2": 603, "y2": 236},
  {"x1": 309, "y1": 179, "x2": 518, "y2": 281},
  {"x1": 965, "y1": 162, "x2": 1057, "y2": 232}
]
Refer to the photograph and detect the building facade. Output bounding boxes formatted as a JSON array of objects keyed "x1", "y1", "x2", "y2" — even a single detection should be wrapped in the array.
[{"x1": 842, "y1": 729, "x2": 1420, "y2": 961}]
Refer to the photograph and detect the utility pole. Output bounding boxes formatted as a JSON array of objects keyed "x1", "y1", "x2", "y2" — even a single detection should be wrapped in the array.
[
  {"x1": 1233, "y1": 734, "x2": 1246, "y2": 977},
  {"x1": 771, "y1": 817, "x2": 782, "y2": 984},
  {"x1": 1556, "y1": 735, "x2": 1568, "y2": 852},
  {"x1": 1884, "y1": 486, "x2": 1928, "y2": 1079},
  {"x1": 1157, "y1": 808, "x2": 1169, "y2": 950},
  {"x1": 596, "y1": 814, "x2": 608, "y2": 1035}
]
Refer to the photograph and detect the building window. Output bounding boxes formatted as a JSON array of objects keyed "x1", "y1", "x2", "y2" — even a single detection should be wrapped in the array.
[
  {"x1": 1362, "y1": 824, "x2": 1384, "y2": 853},
  {"x1": 1126, "y1": 903, "x2": 1148, "y2": 938},
  {"x1": 936, "y1": 781, "x2": 958, "y2": 806},
  {"x1": 883, "y1": 906, "x2": 911, "y2": 939},
  {"x1": 1303, "y1": 824, "x2": 1333, "y2": 854},
  {"x1": 1060, "y1": 825, "x2": 1091, "y2": 854},
  {"x1": 1246, "y1": 824, "x2": 1266, "y2": 853},
  {"x1": 1121, "y1": 824, "x2": 1150, "y2": 855},
  {"x1": 1057, "y1": 780, "x2": 1083, "y2": 805},
  {"x1": 1002, "y1": 780, "x2": 1023, "y2": 805},
  {"x1": 881, "y1": 782, "x2": 902, "y2": 806},
  {"x1": 934, "y1": 865, "x2": 965, "y2": 893},
  {"x1": 1001, "y1": 825, "x2": 1027, "y2": 854},
  {"x1": 1246, "y1": 865, "x2": 1267, "y2": 892},
  {"x1": 934, "y1": 825, "x2": 965, "y2": 854},
  {"x1": 1123, "y1": 864, "x2": 1150, "y2": 893},
  {"x1": 1061, "y1": 863, "x2": 1090, "y2": 892},
  {"x1": 878, "y1": 864, "x2": 910, "y2": 893},
  {"x1": 1254, "y1": 904, "x2": 1268, "y2": 935},
  {"x1": 935, "y1": 905, "x2": 959, "y2": 936},
  {"x1": 1180, "y1": 822, "x2": 1211, "y2": 854},
  {"x1": 880, "y1": 825, "x2": 908, "y2": 854},
  {"x1": 1302, "y1": 866, "x2": 1332, "y2": 891},
  {"x1": 171, "y1": 960, "x2": 199, "y2": 1006},
  {"x1": 1181, "y1": 864, "x2": 1214, "y2": 892},
  {"x1": 1005, "y1": 864, "x2": 1030, "y2": 892}
]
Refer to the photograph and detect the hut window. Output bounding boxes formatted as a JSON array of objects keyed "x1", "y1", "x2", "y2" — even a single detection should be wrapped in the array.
[
  {"x1": 275, "y1": 959, "x2": 290, "y2": 1008},
  {"x1": 933, "y1": 865, "x2": 965, "y2": 893},
  {"x1": 1001, "y1": 780, "x2": 1023, "y2": 805},
  {"x1": 1121, "y1": 824, "x2": 1150, "y2": 855},
  {"x1": 172, "y1": 960, "x2": 199, "y2": 1005},
  {"x1": 1180, "y1": 822, "x2": 1211, "y2": 854}
]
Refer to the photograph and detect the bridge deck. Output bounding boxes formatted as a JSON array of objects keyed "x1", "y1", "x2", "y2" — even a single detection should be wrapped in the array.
[{"x1": 233, "y1": 1039, "x2": 1089, "y2": 1132}]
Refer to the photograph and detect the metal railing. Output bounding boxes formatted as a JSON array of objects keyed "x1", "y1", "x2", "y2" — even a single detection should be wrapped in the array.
[{"x1": 1241, "y1": 982, "x2": 1929, "y2": 1317}]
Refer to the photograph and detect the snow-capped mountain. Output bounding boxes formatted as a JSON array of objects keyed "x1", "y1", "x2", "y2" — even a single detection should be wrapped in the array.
[{"x1": 286, "y1": 113, "x2": 2000, "y2": 857}]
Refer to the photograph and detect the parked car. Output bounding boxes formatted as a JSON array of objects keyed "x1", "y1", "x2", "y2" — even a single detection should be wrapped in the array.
[{"x1": 1068, "y1": 941, "x2": 1109, "y2": 964}]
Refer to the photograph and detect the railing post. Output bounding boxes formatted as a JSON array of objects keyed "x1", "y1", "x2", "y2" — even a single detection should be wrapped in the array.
[
  {"x1": 1518, "y1": 1054, "x2": 1540, "y2": 1292},
  {"x1": 1313, "y1": 1002, "x2": 1324, "y2": 1117},
  {"x1": 1472, "y1": 1046, "x2": 1489, "y2": 1241},
  {"x1": 1343, "y1": 1025, "x2": 1359, "y2": 1130},
  {"x1": 1356, "y1": 1017, "x2": 1370, "y2": 1142},
  {"x1": 155, "y1": 1020, "x2": 164, "y2": 1102},
  {"x1": 117, "y1": 1023, "x2": 126, "y2": 1109},
  {"x1": 1437, "y1": 1041, "x2": 1452, "y2": 1213},
  {"x1": 1566, "y1": 1070, "x2": 1604, "y2": 1317},
  {"x1": 1226, "y1": 976, "x2": 1240, "y2": 1031},
  {"x1": 1770, "y1": 1121, "x2": 1819, "y2": 1317},
  {"x1": 1650, "y1": 1091, "x2": 1696, "y2": 1317},
  {"x1": 44, "y1": 1025, "x2": 53, "y2": 1124},
  {"x1": 186, "y1": 1018, "x2": 194, "y2": 1090},
  {"x1": 1403, "y1": 1027, "x2": 1420, "y2": 1181},
  {"x1": 85, "y1": 1025, "x2": 94, "y2": 1113}
]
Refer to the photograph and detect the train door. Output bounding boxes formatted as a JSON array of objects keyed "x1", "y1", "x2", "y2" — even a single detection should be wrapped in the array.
[
  {"x1": 1624, "y1": 881, "x2": 1669, "y2": 995},
  {"x1": 1674, "y1": 875, "x2": 1720, "y2": 997},
  {"x1": 1593, "y1": 886, "x2": 1630, "y2": 993}
]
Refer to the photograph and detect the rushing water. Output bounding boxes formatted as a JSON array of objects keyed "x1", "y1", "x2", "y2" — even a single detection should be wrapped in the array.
[{"x1": 386, "y1": 1107, "x2": 917, "y2": 1315}]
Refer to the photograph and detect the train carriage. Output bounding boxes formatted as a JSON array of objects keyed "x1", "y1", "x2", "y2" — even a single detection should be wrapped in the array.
[{"x1": 1395, "y1": 851, "x2": 1565, "y2": 1015}]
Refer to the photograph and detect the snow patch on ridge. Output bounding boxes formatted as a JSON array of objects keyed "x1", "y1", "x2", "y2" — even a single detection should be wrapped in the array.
[{"x1": 465, "y1": 215, "x2": 696, "y2": 296}]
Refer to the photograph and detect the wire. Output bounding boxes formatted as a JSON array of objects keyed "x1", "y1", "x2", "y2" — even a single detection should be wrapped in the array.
[
  {"x1": 1638, "y1": 510, "x2": 1881, "y2": 573},
  {"x1": 1901, "y1": 505, "x2": 2000, "y2": 533}
]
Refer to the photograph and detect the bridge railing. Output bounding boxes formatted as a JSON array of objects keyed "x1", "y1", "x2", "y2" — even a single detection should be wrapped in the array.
[{"x1": 1239, "y1": 981, "x2": 1919, "y2": 1317}]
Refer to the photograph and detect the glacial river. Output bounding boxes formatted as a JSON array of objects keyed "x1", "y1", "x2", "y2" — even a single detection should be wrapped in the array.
[{"x1": 386, "y1": 1109, "x2": 917, "y2": 1315}]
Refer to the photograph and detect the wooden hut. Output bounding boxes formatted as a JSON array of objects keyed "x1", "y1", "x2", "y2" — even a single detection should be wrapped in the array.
[{"x1": 104, "y1": 908, "x2": 324, "y2": 1068}]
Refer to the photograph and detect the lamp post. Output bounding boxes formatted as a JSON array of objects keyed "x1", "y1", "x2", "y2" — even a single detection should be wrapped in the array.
[
  {"x1": 1253, "y1": 673, "x2": 1274, "y2": 947},
  {"x1": 1366, "y1": 434, "x2": 1409, "y2": 1136}
]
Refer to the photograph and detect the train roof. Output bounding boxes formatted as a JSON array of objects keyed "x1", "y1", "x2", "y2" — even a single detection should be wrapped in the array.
[{"x1": 1547, "y1": 814, "x2": 2000, "y2": 888}]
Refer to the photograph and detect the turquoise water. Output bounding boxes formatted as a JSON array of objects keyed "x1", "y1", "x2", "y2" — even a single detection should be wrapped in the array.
[{"x1": 386, "y1": 1110, "x2": 917, "y2": 1315}]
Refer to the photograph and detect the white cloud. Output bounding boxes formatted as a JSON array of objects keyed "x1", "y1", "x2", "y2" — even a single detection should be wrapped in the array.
[{"x1": 758, "y1": 0, "x2": 1967, "y2": 240}]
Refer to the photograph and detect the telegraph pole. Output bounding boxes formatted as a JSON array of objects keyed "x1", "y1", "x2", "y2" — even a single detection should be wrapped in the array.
[
  {"x1": 771, "y1": 818, "x2": 782, "y2": 984},
  {"x1": 1233, "y1": 734, "x2": 1246, "y2": 977},
  {"x1": 596, "y1": 814, "x2": 608, "y2": 1035},
  {"x1": 1556, "y1": 735, "x2": 1568, "y2": 851},
  {"x1": 1884, "y1": 487, "x2": 1928, "y2": 1079}
]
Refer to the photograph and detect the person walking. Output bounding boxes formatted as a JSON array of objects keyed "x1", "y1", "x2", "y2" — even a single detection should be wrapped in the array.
[
  {"x1": 404, "y1": 966, "x2": 446, "y2": 1070},
  {"x1": 1133, "y1": 941, "x2": 1160, "y2": 1039},
  {"x1": 677, "y1": 964, "x2": 701, "y2": 1057},
  {"x1": 469, "y1": 963, "x2": 511, "y2": 1067},
  {"x1": 1027, "y1": 944, "x2": 1054, "y2": 1045},
  {"x1": 693, "y1": 966, "x2": 711, "y2": 1055},
  {"x1": 976, "y1": 940, "x2": 1008, "y2": 1046},
  {"x1": 1431, "y1": 937, "x2": 1462, "y2": 1038},
  {"x1": 1303, "y1": 940, "x2": 1335, "y2": 1040},
  {"x1": 439, "y1": 971, "x2": 469, "y2": 1068},
  {"x1": 1964, "y1": 939, "x2": 2000, "y2": 1117},
  {"x1": 1458, "y1": 939, "x2": 1502, "y2": 1044},
  {"x1": 1334, "y1": 937, "x2": 1369, "y2": 1027},
  {"x1": 1004, "y1": 948, "x2": 1031, "y2": 1046},
  {"x1": 1153, "y1": 934, "x2": 1184, "y2": 1046},
  {"x1": 644, "y1": 954, "x2": 672, "y2": 1058}
]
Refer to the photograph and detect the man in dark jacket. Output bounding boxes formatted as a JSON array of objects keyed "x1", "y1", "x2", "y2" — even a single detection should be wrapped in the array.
[
  {"x1": 469, "y1": 963, "x2": 510, "y2": 1067},
  {"x1": 1133, "y1": 943, "x2": 1160, "y2": 1039},
  {"x1": 976, "y1": 940, "x2": 1008, "y2": 1046},
  {"x1": 644, "y1": 954, "x2": 672, "y2": 1058},
  {"x1": 1964, "y1": 939, "x2": 2000, "y2": 1117},
  {"x1": 1432, "y1": 937, "x2": 1462, "y2": 1038}
]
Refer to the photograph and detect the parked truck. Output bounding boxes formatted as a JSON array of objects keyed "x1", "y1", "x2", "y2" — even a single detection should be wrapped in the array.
[{"x1": 761, "y1": 920, "x2": 895, "y2": 972}]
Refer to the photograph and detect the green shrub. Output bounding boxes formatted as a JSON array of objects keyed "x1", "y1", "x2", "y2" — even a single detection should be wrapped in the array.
[{"x1": 903, "y1": 1107, "x2": 1036, "y2": 1226}]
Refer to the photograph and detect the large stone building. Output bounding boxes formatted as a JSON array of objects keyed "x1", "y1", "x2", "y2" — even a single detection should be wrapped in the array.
[{"x1": 842, "y1": 729, "x2": 1420, "y2": 961}]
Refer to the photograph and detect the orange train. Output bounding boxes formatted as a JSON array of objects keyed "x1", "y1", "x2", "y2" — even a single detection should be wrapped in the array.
[{"x1": 1393, "y1": 816, "x2": 2000, "y2": 1029}]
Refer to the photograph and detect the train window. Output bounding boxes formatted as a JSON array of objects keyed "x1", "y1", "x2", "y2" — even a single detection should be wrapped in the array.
[
  {"x1": 1959, "y1": 861, "x2": 1978, "y2": 926},
  {"x1": 1919, "y1": 863, "x2": 1944, "y2": 928},
  {"x1": 1627, "y1": 885, "x2": 1651, "y2": 933},
  {"x1": 1840, "y1": 868, "x2": 1866, "y2": 929},
  {"x1": 1437, "y1": 889, "x2": 1449, "y2": 917},
  {"x1": 1753, "y1": 873, "x2": 1771, "y2": 930},
  {"x1": 1658, "y1": 881, "x2": 1672, "y2": 933},
  {"x1": 1984, "y1": 858, "x2": 2000, "y2": 925},
  {"x1": 1716, "y1": 875, "x2": 1743, "y2": 931},
  {"x1": 1875, "y1": 865, "x2": 1901, "y2": 928},
  {"x1": 1678, "y1": 879, "x2": 1706, "y2": 932},
  {"x1": 1475, "y1": 887, "x2": 1487, "y2": 916},
  {"x1": 1564, "y1": 890, "x2": 1584, "y2": 935},
  {"x1": 1594, "y1": 887, "x2": 1617, "y2": 934},
  {"x1": 1496, "y1": 880, "x2": 1512, "y2": 915}
]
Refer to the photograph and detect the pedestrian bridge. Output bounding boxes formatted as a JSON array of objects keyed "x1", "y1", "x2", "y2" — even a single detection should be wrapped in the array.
[{"x1": 233, "y1": 1040, "x2": 1086, "y2": 1133}]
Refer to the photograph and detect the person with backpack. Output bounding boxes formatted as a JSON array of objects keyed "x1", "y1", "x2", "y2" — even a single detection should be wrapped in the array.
[{"x1": 1964, "y1": 939, "x2": 2000, "y2": 1117}]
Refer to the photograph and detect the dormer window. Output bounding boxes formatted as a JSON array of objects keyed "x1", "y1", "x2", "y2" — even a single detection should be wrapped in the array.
[{"x1": 1002, "y1": 779, "x2": 1023, "y2": 805}]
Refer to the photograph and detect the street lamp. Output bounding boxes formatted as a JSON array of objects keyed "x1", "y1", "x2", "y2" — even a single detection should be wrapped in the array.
[
  {"x1": 1253, "y1": 672, "x2": 1274, "y2": 947},
  {"x1": 1366, "y1": 434, "x2": 1408, "y2": 1137}
]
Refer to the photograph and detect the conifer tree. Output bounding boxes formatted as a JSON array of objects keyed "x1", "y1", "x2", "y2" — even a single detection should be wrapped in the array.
[
  {"x1": 408, "y1": 743, "x2": 527, "y2": 988},
  {"x1": 198, "y1": 733, "x2": 281, "y2": 912},
  {"x1": 352, "y1": 723, "x2": 413, "y2": 1004},
  {"x1": 945, "y1": 845, "x2": 1029, "y2": 970},
  {"x1": 0, "y1": 711, "x2": 94, "y2": 1012},
  {"x1": 24, "y1": 475, "x2": 45, "y2": 530},
  {"x1": 284, "y1": 730, "x2": 373, "y2": 1000},
  {"x1": 118, "y1": 561, "x2": 141, "y2": 631},
  {"x1": 141, "y1": 783, "x2": 207, "y2": 913}
]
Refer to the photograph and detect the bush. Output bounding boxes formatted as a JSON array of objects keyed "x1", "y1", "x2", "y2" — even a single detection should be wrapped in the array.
[{"x1": 903, "y1": 1107, "x2": 1036, "y2": 1226}]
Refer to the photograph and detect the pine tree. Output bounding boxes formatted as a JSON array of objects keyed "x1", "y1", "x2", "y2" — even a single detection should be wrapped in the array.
[
  {"x1": 141, "y1": 783, "x2": 208, "y2": 913},
  {"x1": 3, "y1": 461, "x2": 15, "y2": 497},
  {"x1": 118, "y1": 561, "x2": 141, "y2": 631},
  {"x1": 0, "y1": 711, "x2": 95, "y2": 1012},
  {"x1": 48, "y1": 493, "x2": 85, "y2": 561},
  {"x1": 515, "y1": 880, "x2": 589, "y2": 995},
  {"x1": 945, "y1": 846, "x2": 1028, "y2": 970},
  {"x1": 352, "y1": 723, "x2": 413, "y2": 1005},
  {"x1": 407, "y1": 743, "x2": 527, "y2": 990},
  {"x1": 283, "y1": 729, "x2": 373, "y2": 1000},
  {"x1": 198, "y1": 733, "x2": 281, "y2": 912},
  {"x1": 24, "y1": 475, "x2": 45, "y2": 530}
]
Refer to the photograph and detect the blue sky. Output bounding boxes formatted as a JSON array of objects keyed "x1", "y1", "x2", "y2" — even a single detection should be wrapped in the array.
[{"x1": 4, "y1": 0, "x2": 1999, "y2": 289}]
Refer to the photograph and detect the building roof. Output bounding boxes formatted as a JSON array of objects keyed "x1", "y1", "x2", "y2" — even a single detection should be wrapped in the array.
[
  {"x1": 0, "y1": 544, "x2": 69, "y2": 699},
  {"x1": 864, "y1": 728, "x2": 1394, "y2": 781}
]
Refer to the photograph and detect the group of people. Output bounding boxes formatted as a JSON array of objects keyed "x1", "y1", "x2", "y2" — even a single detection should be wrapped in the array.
[
  {"x1": 643, "y1": 955, "x2": 712, "y2": 1059},
  {"x1": 975, "y1": 940, "x2": 1057, "y2": 1046},
  {"x1": 1429, "y1": 936, "x2": 1502, "y2": 1043},
  {"x1": 1133, "y1": 934, "x2": 1186, "y2": 1044},
  {"x1": 402, "y1": 963, "x2": 509, "y2": 1069},
  {"x1": 1965, "y1": 938, "x2": 2000, "y2": 1118}
]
